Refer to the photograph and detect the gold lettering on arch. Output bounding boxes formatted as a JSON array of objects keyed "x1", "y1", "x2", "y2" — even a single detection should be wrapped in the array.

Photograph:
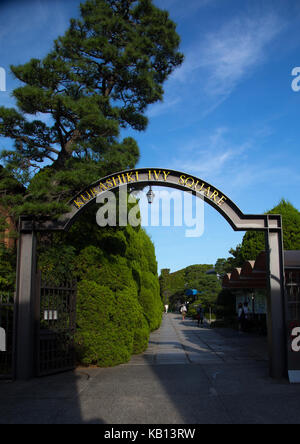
[{"x1": 72, "y1": 169, "x2": 229, "y2": 210}]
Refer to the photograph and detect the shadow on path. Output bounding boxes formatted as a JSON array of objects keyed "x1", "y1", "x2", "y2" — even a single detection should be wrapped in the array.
[
  {"x1": 1, "y1": 314, "x2": 300, "y2": 424},
  {"x1": 0, "y1": 370, "x2": 105, "y2": 424}
]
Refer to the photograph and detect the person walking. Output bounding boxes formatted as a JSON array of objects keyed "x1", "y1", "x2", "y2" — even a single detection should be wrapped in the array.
[
  {"x1": 243, "y1": 302, "x2": 249, "y2": 331},
  {"x1": 237, "y1": 303, "x2": 244, "y2": 332},
  {"x1": 196, "y1": 304, "x2": 204, "y2": 327},
  {"x1": 164, "y1": 304, "x2": 169, "y2": 314},
  {"x1": 180, "y1": 304, "x2": 187, "y2": 321}
]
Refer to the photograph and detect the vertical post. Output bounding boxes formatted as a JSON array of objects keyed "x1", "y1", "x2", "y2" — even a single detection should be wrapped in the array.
[
  {"x1": 15, "y1": 219, "x2": 37, "y2": 380},
  {"x1": 265, "y1": 216, "x2": 287, "y2": 379}
]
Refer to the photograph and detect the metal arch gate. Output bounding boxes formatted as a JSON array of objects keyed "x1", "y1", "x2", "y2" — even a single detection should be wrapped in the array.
[
  {"x1": 35, "y1": 272, "x2": 77, "y2": 376},
  {"x1": 13, "y1": 168, "x2": 291, "y2": 381}
]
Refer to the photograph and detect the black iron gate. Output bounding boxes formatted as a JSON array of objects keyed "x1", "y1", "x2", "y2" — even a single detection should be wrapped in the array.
[
  {"x1": 0, "y1": 292, "x2": 15, "y2": 379},
  {"x1": 36, "y1": 272, "x2": 77, "y2": 376}
]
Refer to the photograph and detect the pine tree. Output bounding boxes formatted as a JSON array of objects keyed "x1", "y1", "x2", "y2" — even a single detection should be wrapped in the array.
[{"x1": 0, "y1": 0, "x2": 183, "y2": 219}]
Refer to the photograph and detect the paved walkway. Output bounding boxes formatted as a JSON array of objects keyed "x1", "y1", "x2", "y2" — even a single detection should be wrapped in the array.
[
  {"x1": 128, "y1": 313, "x2": 268, "y2": 366},
  {"x1": 1, "y1": 314, "x2": 300, "y2": 424}
]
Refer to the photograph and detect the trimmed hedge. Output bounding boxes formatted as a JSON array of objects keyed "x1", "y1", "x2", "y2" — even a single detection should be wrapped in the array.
[
  {"x1": 75, "y1": 280, "x2": 150, "y2": 366},
  {"x1": 73, "y1": 223, "x2": 163, "y2": 367}
]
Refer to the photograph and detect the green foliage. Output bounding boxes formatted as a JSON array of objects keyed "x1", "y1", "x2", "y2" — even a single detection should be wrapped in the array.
[
  {"x1": 159, "y1": 268, "x2": 185, "y2": 305},
  {"x1": 159, "y1": 264, "x2": 221, "y2": 312},
  {"x1": 0, "y1": 244, "x2": 16, "y2": 292},
  {"x1": 0, "y1": 0, "x2": 183, "y2": 219},
  {"x1": 73, "y1": 225, "x2": 162, "y2": 366},
  {"x1": 188, "y1": 300, "x2": 217, "y2": 320},
  {"x1": 219, "y1": 199, "x2": 300, "y2": 270},
  {"x1": 123, "y1": 225, "x2": 163, "y2": 331},
  {"x1": 214, "y1": 258, "x2": 229, "y2": 278},
  {"x1": 186, "y1": 300, "x2": 202, "y2": 319},
  {"x1": 38, "y1": 241, "x2": 76, "y2": 285},
  {"x1": 75, "y1": 280, "x2": 149, "y2": 366},
  {"x1": 0, "y1": 165, "x2": 25, "y2": 224}
]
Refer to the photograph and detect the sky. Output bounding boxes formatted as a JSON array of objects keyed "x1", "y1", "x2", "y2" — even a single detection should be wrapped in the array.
[{"x1": 0, "y1": 0, "x2": 300, "y2": 273}]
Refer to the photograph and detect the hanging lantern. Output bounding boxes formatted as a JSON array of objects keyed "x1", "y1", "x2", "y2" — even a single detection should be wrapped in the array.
[{"x1": 146, "y1": 186, "x2": 155, "y2": 204}]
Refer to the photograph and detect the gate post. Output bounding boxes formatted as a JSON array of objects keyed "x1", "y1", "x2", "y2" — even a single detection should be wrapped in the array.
[
  {"x1": 265, "y1": 216, "x2": 287, "y2": 379},
  {"x1": 15, "y1": 219, "x2": 37, "y2": 380}
]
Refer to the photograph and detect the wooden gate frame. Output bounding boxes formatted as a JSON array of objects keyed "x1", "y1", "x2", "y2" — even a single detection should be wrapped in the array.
[{"x1": 14, "y1": 168, "x2": 288, "y2": 380}]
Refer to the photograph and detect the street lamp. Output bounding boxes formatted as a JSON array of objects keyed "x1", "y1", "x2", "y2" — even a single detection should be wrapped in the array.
[{"x1": 146, "y1": 186, "x2": 155, "y2": 204}]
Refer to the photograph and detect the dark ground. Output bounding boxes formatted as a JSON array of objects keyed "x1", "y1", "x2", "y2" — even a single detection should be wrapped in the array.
[{"x1": 1, "y1": 314, "x2": 299, "y2": 424}]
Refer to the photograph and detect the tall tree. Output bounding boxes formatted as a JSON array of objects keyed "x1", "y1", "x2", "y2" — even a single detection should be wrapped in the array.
[{"x1": 0, "y1": 0, "x2": 183, "y2": 218}]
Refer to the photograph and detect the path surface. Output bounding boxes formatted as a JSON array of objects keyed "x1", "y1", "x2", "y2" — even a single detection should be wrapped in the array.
[{"x1": 1, "y1": 314, "x2": 300, "y2": 424}]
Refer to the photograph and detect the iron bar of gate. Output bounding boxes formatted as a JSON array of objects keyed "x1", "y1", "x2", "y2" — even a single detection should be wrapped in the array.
[
  {"x1": 0, "y1": 292, "x2": 15, "y2": 379},
  {"x1": 36, "y1": 271, "x2": 77, "y2": 377}
]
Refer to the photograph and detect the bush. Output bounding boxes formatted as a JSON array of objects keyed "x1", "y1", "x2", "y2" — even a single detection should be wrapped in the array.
[
  {"x1": 139, "y1": 272, "x2": 163, "y2": 331},
  {"x1": 73, "y1": 224, "x2": 162, "y2": 367},
  {"x1": 75, "y1": 280, "x2": 151, "y2": 366},
  {"x1": 133, "y1": 315, "x2": 150, "y2": 354}
]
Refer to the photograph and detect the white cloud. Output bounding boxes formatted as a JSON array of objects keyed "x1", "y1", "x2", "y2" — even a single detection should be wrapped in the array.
[
  {"x1": 148, "y1": 9, "x2": 287, "y2": 121},
  {"x1": 202, "y1": 14, "x2": 285, "y2": 97},
  {"x1": 169, "y1": 123, "x2": 300, "y2": 204},
  {"x1": 172, "y1": 11, "x2": 286, "y2": 99},
  {"x1": 171, "y1": 127, "x2": 250, "y2": 180},
  {"x1": 147, "y1": 97, "x2": 181, "y2": 118}
]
